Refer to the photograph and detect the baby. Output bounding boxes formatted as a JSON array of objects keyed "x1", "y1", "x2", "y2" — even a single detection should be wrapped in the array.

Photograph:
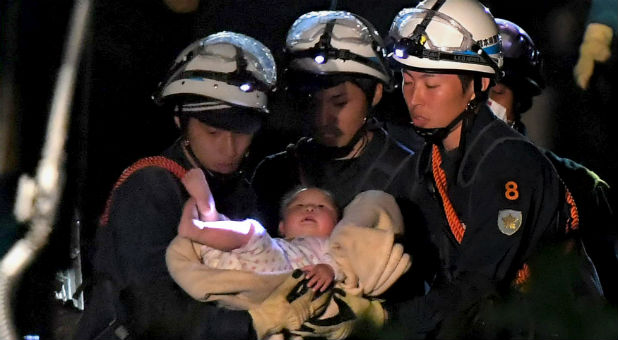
[
  {"x1": 168, "y1": 169, "x2": 411, "y2": 339},
  {"x1": 181, "y1": 168, "x2": 342, "y2": 291}
]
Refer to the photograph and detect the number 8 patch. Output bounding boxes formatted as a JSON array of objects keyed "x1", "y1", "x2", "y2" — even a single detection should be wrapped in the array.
[{"x1": 505, "y1": 181, "x2": 519, "y2": 200}]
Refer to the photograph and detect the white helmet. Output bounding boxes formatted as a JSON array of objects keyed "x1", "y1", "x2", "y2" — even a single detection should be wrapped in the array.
[
  {"x1": 155, "y1": 32, "x2": 276, "y2": 113},
  {"x1": 285, "y1": 11, "x2": 393, "y2": 88},
  {"x1": 389, "y1": 0, "x2": 503, "y2": 77}
]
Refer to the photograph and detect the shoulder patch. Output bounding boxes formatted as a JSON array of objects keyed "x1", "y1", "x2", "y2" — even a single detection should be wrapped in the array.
[{"x1": 498, "y1": 209, "x2": 522, "y2": 236}]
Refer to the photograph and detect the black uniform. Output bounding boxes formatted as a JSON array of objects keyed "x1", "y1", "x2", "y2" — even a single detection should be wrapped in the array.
[
  {"x1": 251, "y1": 125, "x2": 416, "y2": 233},
  {"x1": 74, "y1": 139, "x2": 258, "y2": 340},
  {"x1": 385, "y1": 106, "x2": 604, "y2": 339}
]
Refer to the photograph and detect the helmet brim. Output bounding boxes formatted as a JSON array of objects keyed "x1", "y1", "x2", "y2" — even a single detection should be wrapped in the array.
[{"x1": 179, "y1": 101, "x2": 264, "y2": 134}]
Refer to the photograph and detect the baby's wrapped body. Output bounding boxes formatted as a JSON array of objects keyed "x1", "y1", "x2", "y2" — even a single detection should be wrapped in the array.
[
  {"x1": 166, "y1": 190, "x2": 412, "y2": 323},
  {"x1": 199, "y1": 219, "x2": 342, "y2": 279}
]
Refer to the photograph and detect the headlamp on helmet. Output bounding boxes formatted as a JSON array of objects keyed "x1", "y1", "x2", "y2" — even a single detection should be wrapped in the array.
[{"x1": 389, "y1": 0, "x2": 503, "y2": 79}]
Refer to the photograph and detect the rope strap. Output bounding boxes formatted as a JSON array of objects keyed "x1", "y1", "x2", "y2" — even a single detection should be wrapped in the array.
[
  {"x1": 431, "y1": 144, "x2": 466, "y2": 243},
  {"x1": 565, "y1": 188, "x2": 579, "y2": 232},
  {"x1": 513, "y1": 189, "x2": 580, "y2": 289},
  {"x1": 99, "y1": 156, "x2": 187, "y2": 226},
  {"x1": 513, "y1": 263, "x2": 530, "y2": 287}
]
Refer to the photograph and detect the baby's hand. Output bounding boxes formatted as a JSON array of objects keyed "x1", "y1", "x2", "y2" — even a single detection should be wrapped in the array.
[
  {"x1": 302, "y1": 264, "x2": 335, "y2": 292},
  {"x1": 178, "y1": 197, "x2": 202, "y2": 240},
  {"x1": 182, "y1": 168, "x2": 218, "y2": 221}
]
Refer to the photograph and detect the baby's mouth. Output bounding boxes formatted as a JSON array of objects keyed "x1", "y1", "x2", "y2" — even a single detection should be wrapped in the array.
[{"x1": 301, "y1": 216, "x2": 316, "y2": 223}]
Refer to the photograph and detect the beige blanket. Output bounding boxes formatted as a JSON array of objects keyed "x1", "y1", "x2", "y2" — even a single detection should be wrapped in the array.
[{"x1": 165, "y1": 190, "x2": 411, "y2": 310}]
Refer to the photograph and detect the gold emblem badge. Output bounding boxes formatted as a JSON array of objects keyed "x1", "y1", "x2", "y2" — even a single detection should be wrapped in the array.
[{"x1": 498, "y1": 209, "x2": 522, "y2": 236}]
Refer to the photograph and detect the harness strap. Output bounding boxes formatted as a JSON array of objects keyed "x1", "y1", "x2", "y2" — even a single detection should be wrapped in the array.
[
  {"x1": 432, "y1": 144, "x2": 465, "y2": 243},
  {"x1": 565, "y1": 188, "x2": 580, "y2": 232},
  {"x1": 513, "y1": 189, "x2": 579, "y2": 289},
  {"x1": 99, "y1": 156, "x2": 188, "y2": 226},
  {"x1": 513, "y1": 263, "x2": 531, "y2": 288}
]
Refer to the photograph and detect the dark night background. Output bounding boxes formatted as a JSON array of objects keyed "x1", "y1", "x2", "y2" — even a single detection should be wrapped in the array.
[{"x1": 0, "y1": 0, "x2": 616, "y2": 338}]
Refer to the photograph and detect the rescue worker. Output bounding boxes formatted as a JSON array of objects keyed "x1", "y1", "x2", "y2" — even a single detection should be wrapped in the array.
[
  {"x1": 381, "y1": 0, "x2": 604, "y2": 338},
  {"x1": 489, "y1": 18, "x2": 618, "y2": 306},
  {"x1": 252, "y1": 10, "x2": 416, "y2": 231},
  {"x1": 74, "y1": 32, "x2": 329, "y2": 340},
  {"x1": 250, "y1": 11, "x2": 426, "y2": 338}
]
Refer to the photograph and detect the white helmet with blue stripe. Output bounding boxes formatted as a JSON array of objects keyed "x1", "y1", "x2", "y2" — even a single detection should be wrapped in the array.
[
  {"x1": 389, "y1": 0, "x2": 503, "y2": 78},
  {"x1": 156, "y1": 32, "x2": 276, "y2": 113}
]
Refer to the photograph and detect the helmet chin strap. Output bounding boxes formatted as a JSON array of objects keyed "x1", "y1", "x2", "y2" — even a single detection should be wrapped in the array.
[
  {"x1": 413, "y1": 77, "x2": 486, "y2": 146},
  {"x1": 303, "y1": 121, "x2": 368, "y2": 160},
  {"x1": 301, "y1": 99, "x2": 377, "y2": 160},
  {"x1": 412, "y1": 102, "x2": 476, "y2": 146},
  {"x1": 182, "y1": 138, "x2": 244, "y2": 180}
]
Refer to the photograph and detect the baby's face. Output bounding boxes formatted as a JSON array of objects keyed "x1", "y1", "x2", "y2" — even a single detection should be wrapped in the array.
[{"x1": 279, "y1": 188, "x2": 338, "y2": 239}]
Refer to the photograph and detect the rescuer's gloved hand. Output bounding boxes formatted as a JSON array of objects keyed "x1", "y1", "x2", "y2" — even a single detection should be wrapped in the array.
[
  {"x1": 249, "y1": 269, "x2": 332, "y2": 339},
  {"x1": 291, "y1": 288, "x2": 386, "y2": 340},
  {"x1": 574, "y1": 23, "x2": 613, "y2": 90}
]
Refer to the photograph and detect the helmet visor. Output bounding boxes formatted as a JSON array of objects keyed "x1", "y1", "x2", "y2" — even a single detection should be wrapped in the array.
[
  {"x1": 390, "y1": 8, "x2": 480, "y2": 53},
  {"x1": 286, "y1": 11, "x2": 381, "y2": 48},
  {"x1": 201, "y1": 32, "x2": 277, "y2": 88}
]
